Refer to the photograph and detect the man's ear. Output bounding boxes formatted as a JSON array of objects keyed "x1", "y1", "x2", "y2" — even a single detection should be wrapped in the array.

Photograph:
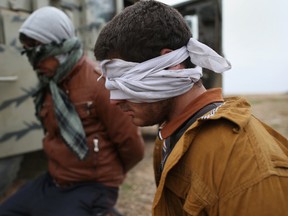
[
  {"x1": 160, "y1": 48, "x2": 184, "y2": 70},
  {"x1": 160, "y1": 48, "x2": 172, "y2": 55}
]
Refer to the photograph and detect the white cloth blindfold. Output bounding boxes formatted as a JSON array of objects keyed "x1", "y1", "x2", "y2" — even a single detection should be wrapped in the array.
[{"x1": 100, "y1": 38, "x2": 231, "y2": 103}]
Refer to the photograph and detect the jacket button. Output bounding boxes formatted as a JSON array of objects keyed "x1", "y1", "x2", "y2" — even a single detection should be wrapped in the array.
[{"x1": 232, "y1": 127, "x2": 240, "y2": 133}]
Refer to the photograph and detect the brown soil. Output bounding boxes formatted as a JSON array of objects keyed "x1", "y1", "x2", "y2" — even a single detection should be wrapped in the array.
[{"x1": 1, "y1": 94, "x2": 288, "y2": 216}]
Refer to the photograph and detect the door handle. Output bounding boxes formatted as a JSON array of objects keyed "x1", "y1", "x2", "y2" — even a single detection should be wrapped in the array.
[{"x1": 0, "y1": 76, "x2": 18, "y2": 82}]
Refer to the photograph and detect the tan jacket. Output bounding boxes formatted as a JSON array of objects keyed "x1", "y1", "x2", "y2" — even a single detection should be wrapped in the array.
[
  {"x1": 153, "y1": 95, "x2": 288, "y2": 215},
  {"x1": 40, "y1": 56, "x2": 145, "y2": 187}
]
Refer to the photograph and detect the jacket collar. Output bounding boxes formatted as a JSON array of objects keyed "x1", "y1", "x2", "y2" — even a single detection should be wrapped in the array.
[{"x1": 159, "y1": 88, "x2": 224, "y2": 140}]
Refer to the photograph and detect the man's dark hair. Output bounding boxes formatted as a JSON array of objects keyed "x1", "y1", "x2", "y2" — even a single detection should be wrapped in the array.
[{"x1": 94, "y1": 0, "x2": 192, "y2": 65}]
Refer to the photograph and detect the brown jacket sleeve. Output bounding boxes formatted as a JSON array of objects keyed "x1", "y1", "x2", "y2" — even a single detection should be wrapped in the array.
[{"x1": 94, "y1": 75, "x2": 145, "y2": 173}]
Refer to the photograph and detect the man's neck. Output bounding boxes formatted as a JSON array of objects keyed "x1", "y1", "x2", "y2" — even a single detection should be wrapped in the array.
[{"x1": 168, "y1": 84, "x2": 207, "y2": 121}]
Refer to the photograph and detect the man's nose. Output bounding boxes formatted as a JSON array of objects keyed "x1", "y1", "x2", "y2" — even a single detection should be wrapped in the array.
[
  {"x1": 110, "y1": 99, "x2": 123, "y2": 105},
  {"x1": 110, "y1": 100, "x2": 128, "y2": 111}
]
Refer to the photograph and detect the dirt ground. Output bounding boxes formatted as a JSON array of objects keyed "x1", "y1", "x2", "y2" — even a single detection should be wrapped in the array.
[{"x1": 1, "y1": 94, "x2": 288, "y2": 216}]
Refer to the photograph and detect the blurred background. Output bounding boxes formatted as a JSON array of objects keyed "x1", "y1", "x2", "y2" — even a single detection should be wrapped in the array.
[
  {"x1": 161, "y1": 0, "x2": 288, "y2": 95},
  {"x1": 222, "y1": 0, "x2": 288, "y2": 95}
]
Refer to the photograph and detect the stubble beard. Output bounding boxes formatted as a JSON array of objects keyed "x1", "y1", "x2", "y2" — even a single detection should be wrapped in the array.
[{"x1": 139, "y1": 98, "x2": 174, "y2": 127}]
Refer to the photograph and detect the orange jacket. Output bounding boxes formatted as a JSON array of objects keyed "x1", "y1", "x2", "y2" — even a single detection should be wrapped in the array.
[
  {"x1": 153, "y1": 96, "x2": 288, "y2": 215},
  {"x1": 40, "y1": 56, "x2": 145, "y2": 187}
]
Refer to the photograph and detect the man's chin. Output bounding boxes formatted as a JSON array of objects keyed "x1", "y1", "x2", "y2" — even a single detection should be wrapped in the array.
[
  {"x1": 35, "y1": 69, "x2": 54, "y2": 77},
  {"x1": 131, "y1": 118, "x2": 146, "y2": 127},
  {"x1": 132, "y1": 118, "x2": 156, "y2": 127}
]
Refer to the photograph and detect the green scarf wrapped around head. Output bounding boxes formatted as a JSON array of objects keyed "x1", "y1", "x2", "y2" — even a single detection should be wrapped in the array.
[{"x1": 30, "y1": 37, "x2": 88, "y2": 160}]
